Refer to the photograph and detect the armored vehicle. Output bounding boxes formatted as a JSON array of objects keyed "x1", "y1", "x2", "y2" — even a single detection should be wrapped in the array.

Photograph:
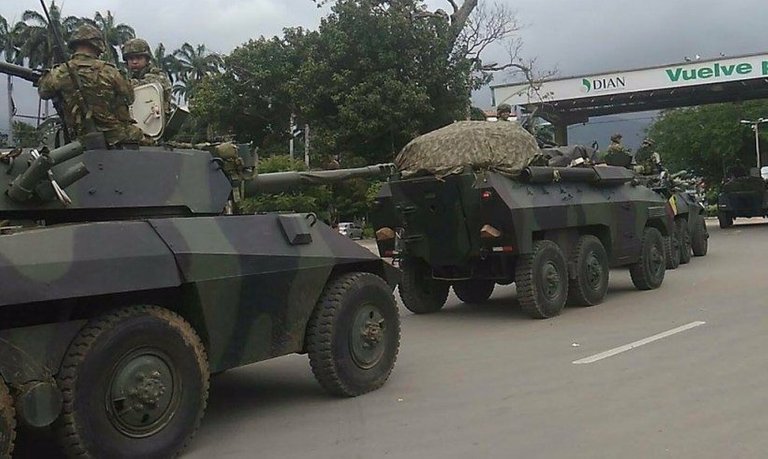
[
  {"x1": 0, "y1": 138, "x2": 400, "y2": 458},
  {"x1": 637, "y1": 170, "x2": 708, "y2": 268},
  {"x1": 371, "y1": 121, "x2": 673, "y2": 319},
  {"x1": 717, "y1": 171, "x2": 768, "y2": 228}
]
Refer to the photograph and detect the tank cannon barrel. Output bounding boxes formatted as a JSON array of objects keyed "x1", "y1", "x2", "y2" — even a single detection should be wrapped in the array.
[{"x1": 244, "y1": 163, "x2": 396, "y2": 196}]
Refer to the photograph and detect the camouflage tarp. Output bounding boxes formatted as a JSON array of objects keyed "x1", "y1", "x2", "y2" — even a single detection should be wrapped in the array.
[
  {"x1": 395, "y1": 121, "x2": 540, "y2": 178},
  {"x1": 722, "y1": 176, "x2": 766, "y2": 193}
]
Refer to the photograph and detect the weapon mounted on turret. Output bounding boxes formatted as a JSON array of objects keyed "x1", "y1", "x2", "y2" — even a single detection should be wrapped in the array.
[{"x1": 0, "y1": 139, "x2": 395, "y2": 224}]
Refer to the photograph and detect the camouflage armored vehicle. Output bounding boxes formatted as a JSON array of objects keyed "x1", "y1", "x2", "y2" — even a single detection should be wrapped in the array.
[
  {"x1": 371, "y1": 121, "x2": 673, "y2": 319},
  {"x1": 637, "y1": 170, "x2": 709, "y2": 268},
  {"x1": 0, "y1": 137, "x2": 400, "y2": 458},
  {"x1": 717, "y1": 171, "x2": 768, "y2": 228}
]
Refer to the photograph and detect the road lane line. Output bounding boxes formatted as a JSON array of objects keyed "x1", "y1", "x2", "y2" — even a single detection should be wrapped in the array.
[{"x1": 572, "y1": 321, "x2": 707, "y2": 364}]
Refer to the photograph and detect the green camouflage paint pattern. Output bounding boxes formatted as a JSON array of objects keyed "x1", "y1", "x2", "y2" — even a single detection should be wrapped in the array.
[{"x1": 0, "y1": 144, "x2": 397, "y2": 428}]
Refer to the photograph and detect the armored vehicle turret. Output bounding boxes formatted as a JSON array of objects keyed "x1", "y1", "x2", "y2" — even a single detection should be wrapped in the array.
[
  {"x1": 0, "y1": 139, "x2": 400, "y2": 458},
  {"x1": 371, "y1": 121, "x2": 673, "y2": 319}
]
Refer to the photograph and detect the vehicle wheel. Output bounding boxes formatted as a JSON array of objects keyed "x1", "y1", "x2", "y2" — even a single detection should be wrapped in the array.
[
  {"x1": 452, "y1": 280, "x2": 495, "y2": 304},
  {"x1": 718, "y1": 212, "x2": 733, "y2": 229},
  {"x1": 629, "y1": 227, "x2": 666, "y2": 290},
  {"x1": 306, "y1": 272, "x2": 400, "y2": 397},
  {"x1": 567, "y1": 235, "x2": 609, "y2": 306},
  {"x1": 664, "y1": 233, "x2": 681, "y2": 270},
  {"x1": 516, "y1": 240, "x2": 569, "y2": 319},
  {"x1": 0, "y1": 379, "x2": 15, "y2": 459},
  {"x1": 677, "y1": 219, "x2": 692, "y2": 265},
  {"x1": 55, "y1": 306, "x2": 209, "y2": 459},
  {"x1": 399, "y1": 257, "x2": 449, "y2": 314},
  {"x1": 691, "y1": 218, "x2": 709, "y2": 257}
]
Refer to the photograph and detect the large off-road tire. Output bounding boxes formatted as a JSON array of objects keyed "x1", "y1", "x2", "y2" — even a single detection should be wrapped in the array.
[
  {"x1": 691, "y1": 218, "x2": 709, "y2": 257},
  {"x1": 306, "y1": 272, "x2": 400, "y2": 397},
  {"x1": 718, "y1": 212, "x2": 733, "y2": 229},
  {"x1": 55, "y1": 306, "x2": 209, "y2": 459},
  {"x1": 677, "y1": 219, "x2": 692, "y2": 265},
  {"x1": 452, "y1": 280, "x2": 495, "y2": 304},
  {"x1": 0, "y1": 379, "x2": 15, "y2": 459},
  {"x1": 629, "y1": 227, "x2": 666, "y2": 290},
  {"x1": 399, "y1": 257, "x2": 449, "y2": 314},
  {"x1": 516, "y1": 240, "x2": 569, "y2": 319},
  {"x1": 567, "y1": 235, "x2": 609, "y2": 306},
  {"x1": 664, "y1": 233, "x2": 681, "y2": 270}
]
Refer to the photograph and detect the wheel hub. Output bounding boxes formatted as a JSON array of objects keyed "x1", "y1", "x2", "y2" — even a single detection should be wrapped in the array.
[
  {"x1": 350, "y1": 305, "x2": 387, "y2": 369},
  {"x1": 107, "y1": 350, "x2": 179, "y2": 438},
  {"x1": 586, "y1": 255, "x2": 603, "y2": 288},
  {"x1": 542, "y1": 262, "x2": 562, "y2": 299}
]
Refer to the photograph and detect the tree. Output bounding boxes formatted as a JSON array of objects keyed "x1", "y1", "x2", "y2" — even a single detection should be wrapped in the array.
[
  {"x1": 646, "y1": 100, "x2": 768, "y2": 184},
  {"x1": 14, "y1": 1, "x2": 80, "y2": 69},
  {"x1": 173, "y1": 43, "x2": 223, "y2": 103},
  {"x1": 92, "y1": 10, "x2": 135, "y2": 65}
]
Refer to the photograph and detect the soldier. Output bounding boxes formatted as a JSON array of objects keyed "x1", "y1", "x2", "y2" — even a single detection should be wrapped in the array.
[
  {"x1": 496, "y1": 103, "x2": 513, "y2": 121},
  {"x1": 634, "y1": 138, "x2": 662, "y2": 175},
  {"x1": 603, "y1": 133, "x2": 632, "y2": 168},
  {"x1": 122, "y1": 38, "x2": 172, "y2": 117},
  {"x1": 38, "y1": 24, "x2": 144, "y2": 147}
]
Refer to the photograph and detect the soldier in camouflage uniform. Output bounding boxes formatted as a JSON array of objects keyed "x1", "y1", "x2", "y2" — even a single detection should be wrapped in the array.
[
  {"x1": 122, "y1": 38, "x2": 172, "y2": 117},
  {"x1": 603, "y1": 133, "x2": 632, "y2": 168},
  {"x1": 497, "y1": 103, "x2": 513, "y2": 121},
  {"x1": 38, "y1": 25, "x2": 144, "y2": 147},
  {"x1": 634, "y1": 138, "x2": 662, "y2": 175}
]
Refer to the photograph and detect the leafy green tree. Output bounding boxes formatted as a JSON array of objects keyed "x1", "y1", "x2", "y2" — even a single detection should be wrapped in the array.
[
  {"x1": 646, "y1": 100, "x2": 768, "y2": 184},
  {"x1": 13, "y1": 1, "x2": 80, "y2": 68},
  {"x1": 92, "y1": 10, "x2": 135, "y2": 65},
  {"x1": 173, "y1": 43, "x2": 223, "y2": 103},
  {"x1": 12, "y1": 121, "x2": 40, "y2": 147}
]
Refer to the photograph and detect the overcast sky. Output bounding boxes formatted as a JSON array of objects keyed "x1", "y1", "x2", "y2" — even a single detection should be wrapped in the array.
[{"x1": 2, "y1": 0, "x2": 766, "y2": 144}]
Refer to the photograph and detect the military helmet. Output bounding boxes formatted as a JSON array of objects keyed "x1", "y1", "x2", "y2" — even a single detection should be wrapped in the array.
[
  {"x1": 497, "y1": 103, "x2": 512, "y2": 115},
  {"x1": 122, "y1": 38, "x2": 152, "y2": 59},
  {"x1": 610, "y1": 133, "x2": 623, "y2": 142},
  {"x1": 68, "y1": 24, "x2": 105, "y2": 54}
]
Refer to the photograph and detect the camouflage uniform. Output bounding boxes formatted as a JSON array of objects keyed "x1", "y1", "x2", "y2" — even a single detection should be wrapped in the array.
[
  {"x1": 634, "y1": 139, "x2": 661, "y2": 175},
  {"x1": 603, "y1": 133, "x2": 632, "y2": 168},
  {"x1": 38, "y1": 25, "x2": 144, "y2": 146},
  {"x1": 122, "y1": 38, "x2": 172, "y2": 116},
  {"x1": 497, "y1": 103, "x2": 512, "y2": 121}
]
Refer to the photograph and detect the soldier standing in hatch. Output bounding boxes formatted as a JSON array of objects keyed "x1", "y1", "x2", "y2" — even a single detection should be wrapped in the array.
[
  {"x1": 603, "y1": 132, "x2": 633, "y2": 168},
  {"x1": 122, "y1": 38, "x2": 173, "y2": 117},
  {"x1": 496, "y1": 103, "x2": 513, "y2": 121},
  {"x1": 38, "y1": 24, "x2": 144, "y2": 147},
  {"x1": 634, "y1": 138, "x2": 662, "y2": 175}
]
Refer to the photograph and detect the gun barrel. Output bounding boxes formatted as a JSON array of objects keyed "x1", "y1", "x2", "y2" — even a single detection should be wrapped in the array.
[
  {"x1": 0, "y1": 61, "x2": 42, "y2": 84},
  {"x1": 244, "y1": 163, "x2": 395, "y2": 196}
]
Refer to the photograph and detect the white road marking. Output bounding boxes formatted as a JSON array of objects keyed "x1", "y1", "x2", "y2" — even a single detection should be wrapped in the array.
[{"x1": 572, "y1": 321, "x2": 707, "y2": 364}]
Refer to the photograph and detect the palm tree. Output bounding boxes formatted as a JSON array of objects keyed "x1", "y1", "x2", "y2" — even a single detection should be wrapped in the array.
[
  {"x1": 154, "y1": 42, "x2": 179, "y2": 82},
  {"x1": 0, "y1": 15, "x2": 25, "y2": 145},
  {"x1": 14, "y1": 1, "x2": 80, "y2": 69},
  {"x1": 173, "y1": 42, "x2": 223, "y2": 103},
  {"x1": 93, "y1": 10, "x2": 134, "y2": 65}
]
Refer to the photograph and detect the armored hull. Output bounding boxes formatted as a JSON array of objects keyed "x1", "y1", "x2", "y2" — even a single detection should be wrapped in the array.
[
  {"x1": 717, "y1": 176, "x2": 768, "y2": 228},
  {"x1": 373, "y1": 165, "x2": 674, "y2": 319},
  {"x1": 0, "y1": 144, "x2": 400, "y2": 458}
]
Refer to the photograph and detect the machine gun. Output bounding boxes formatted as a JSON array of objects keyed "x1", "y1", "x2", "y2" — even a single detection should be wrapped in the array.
[{"x1": 0, "y1": 61, "x2": 43, "y2": 85}]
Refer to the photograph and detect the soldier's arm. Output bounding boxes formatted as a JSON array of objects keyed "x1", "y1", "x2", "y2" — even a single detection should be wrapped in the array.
[
  {"x1": 110, "y1": 68, "x2": 136, "y2": 105},
  {"x1": 37, "y1": 66, "x2": 63, "y2": 100}
]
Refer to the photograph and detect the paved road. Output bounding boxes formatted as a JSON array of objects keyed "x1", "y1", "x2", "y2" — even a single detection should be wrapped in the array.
[{"x1": 17, "y1": 221, "x2": 768, "y2": 458}]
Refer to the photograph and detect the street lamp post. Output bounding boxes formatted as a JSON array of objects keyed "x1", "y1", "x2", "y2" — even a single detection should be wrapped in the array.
[{"x1": 740, "y1": 118, "x2": 768, "y2": 170}]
